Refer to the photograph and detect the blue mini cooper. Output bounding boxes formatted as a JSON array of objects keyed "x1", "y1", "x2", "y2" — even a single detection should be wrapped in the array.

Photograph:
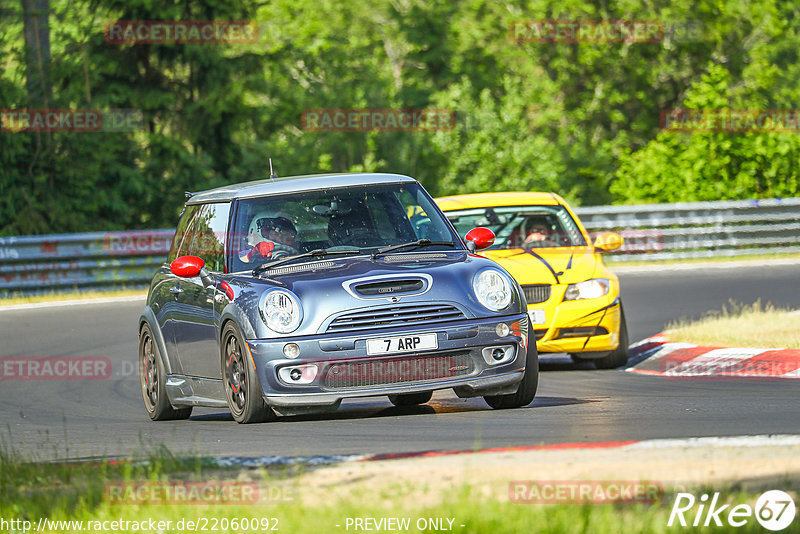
[{"x1": 138, "y1": 173, "x2": 537, "y2": 423}]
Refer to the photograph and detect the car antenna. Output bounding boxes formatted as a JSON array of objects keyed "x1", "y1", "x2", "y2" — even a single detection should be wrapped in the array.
[{"x1": 268, "y1": 158, "x2": 277, "y2": 180}]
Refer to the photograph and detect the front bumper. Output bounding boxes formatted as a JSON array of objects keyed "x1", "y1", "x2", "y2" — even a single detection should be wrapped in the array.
[
  {"x1": 527, "y1": 294, "x2": 621, "y2": 354},
  {"x1": 246, "y1": 314, "x2": 528, "y2": 411}
]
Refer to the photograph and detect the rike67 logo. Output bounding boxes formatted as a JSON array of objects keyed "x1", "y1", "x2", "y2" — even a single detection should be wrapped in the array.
[{"x1": 669, "y1": 490, "x2": 796, "y2": 531}]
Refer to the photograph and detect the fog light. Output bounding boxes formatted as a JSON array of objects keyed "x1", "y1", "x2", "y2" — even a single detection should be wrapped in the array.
[
  {"x1": 278, "y1": 364, "x2": 318, "y2": 385},
  {"x1": 283, "y1": 343, "x2": 300, "y2": 359},
  {"x1": 495, "y1": 323, "x2": 510, "y2": 337},
  {"x1": 481, "y1": 345, "x2": 515, "y2": 365}
]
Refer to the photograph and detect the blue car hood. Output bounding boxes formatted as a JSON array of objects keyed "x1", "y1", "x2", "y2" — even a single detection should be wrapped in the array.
[{"x1": 225, "y1": 252, "x2": 525, "y2": 339}]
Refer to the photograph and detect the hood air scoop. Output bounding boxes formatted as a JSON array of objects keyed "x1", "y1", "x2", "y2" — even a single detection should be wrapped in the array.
[
  {"x1": 355, "y1": 279, "x2": 424, "y2": 296},
  {"x1": 343, "y1": 274, "x2": 432, "y2": 300}
]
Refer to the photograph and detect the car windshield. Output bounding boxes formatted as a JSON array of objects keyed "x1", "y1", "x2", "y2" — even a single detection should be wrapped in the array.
[
  {"x1": 444, "y1": 205, "x2": 587, "y2": 250},
  {"x1": 230, "y1": 182, "x2": 459, "y2": 271}
]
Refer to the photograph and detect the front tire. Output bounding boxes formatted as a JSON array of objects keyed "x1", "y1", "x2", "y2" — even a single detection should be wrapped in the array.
[
  {"x1": 221, "y1": 322, "x2": 276, "y2": 424},
  {"x1": 593, "y1": 304, "x2": 630, "y2": 369},
  {"x1": 484, "y1": 323, "x2": 539, "y2": 409},
  {"x1": 139, "y1": 324, "x2": 192, "y2": 421},
  {"x1": 388, "y1": 391, "x2": 433, "y2": 406}
]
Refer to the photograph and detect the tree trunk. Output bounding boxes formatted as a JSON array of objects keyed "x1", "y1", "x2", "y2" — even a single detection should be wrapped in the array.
[{"x1": 20, "y1": 0, "x2": 51, "y2": 107}]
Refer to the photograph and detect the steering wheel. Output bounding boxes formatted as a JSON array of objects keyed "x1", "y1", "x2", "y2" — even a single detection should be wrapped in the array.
[
  {"x1": 270, "y1": 249, "x2": 291, "y2": 259},
  {"x1": 269, "y1": 243, "x2": 299, "y2": 258},
  {"x1": 337, "y1": 228, "x2": 375, "y2": 247}
]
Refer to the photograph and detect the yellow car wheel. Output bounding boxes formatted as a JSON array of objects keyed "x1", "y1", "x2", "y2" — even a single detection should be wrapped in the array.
[{"x1": 593, "y1": 304, "x2": 630, "y2": 369}]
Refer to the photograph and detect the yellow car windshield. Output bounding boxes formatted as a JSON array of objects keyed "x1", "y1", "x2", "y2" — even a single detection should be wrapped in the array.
[{"x1": 445, "y1": 205, "x2": 587, "y2": 249}]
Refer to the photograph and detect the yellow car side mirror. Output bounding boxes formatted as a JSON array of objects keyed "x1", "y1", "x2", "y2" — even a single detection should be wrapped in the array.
[{"x1": 593, "y1": 232, "x2": 623, "y2": 252}]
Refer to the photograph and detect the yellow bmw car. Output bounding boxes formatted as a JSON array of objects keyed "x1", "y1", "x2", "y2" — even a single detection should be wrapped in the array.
[{"x1": 436, "y1": 192, "x2": 629, "y2": 368}]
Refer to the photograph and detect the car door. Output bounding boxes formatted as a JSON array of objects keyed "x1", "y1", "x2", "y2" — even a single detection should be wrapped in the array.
[
  {"x1": 172, "y1": 202, "x2": 231, "y2": 378},
  {"x1": 158, "y1": 204, "x2": 202, "y2": 369}
]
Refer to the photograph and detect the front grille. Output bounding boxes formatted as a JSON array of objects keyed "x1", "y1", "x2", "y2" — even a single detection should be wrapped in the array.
[
  {"x1": 322, "y1": 351, "x2": 474, "y2": 389},
  {"x1": 533, "y1": 329, "x2": 548, "y2": 341},
  {"x1": 326, "y1": 303, "x2": 465, "y2": 333},
  {"x1": 522, "y1": 284, "x2": 551, "y2": 304}
]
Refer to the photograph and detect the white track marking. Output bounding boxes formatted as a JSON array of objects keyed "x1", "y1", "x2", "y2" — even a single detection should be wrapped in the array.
[
  {"x1": 665, "y1": 347, "x2": 767, "y2": 376},
  {"x1": 0, "y1": 295, "x2": 146, "y2": 312},
  {"x1": 625, "y1": 434, "x2": 800, "y2": 450}
]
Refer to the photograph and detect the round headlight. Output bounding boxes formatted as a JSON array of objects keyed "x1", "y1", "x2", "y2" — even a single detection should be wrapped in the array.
[
  {"x1": 259, "y1": 290, "x2": 303, "y2": 333},
  {"x1": 473, "y1": 269, "x2": 513, "y2": 311}
]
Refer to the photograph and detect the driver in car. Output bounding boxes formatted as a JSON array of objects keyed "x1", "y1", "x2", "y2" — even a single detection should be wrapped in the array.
[
  {"x1": 240, "y1": 215, "x2": 300, "y2": 263},
  {"x1": 522, "y1": 223, "x2": 556, "y2": 249},
  {"x1": 258, "y1": 217, "x2": 299, "y2": 250}
]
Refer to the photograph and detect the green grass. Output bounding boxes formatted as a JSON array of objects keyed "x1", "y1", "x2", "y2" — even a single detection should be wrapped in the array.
[{"x1": 1, "y1": 445, "x2": 795, "y2": 534}]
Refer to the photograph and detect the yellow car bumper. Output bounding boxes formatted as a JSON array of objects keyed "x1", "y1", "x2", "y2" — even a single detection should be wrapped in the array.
[{"x1": 526, "y1": 289, "x2": 622, "y2": 354}]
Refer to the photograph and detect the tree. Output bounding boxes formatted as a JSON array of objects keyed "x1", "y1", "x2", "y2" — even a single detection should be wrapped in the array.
[{"x1": 20, "y1": 0, "x2": 52, "y2": 106}]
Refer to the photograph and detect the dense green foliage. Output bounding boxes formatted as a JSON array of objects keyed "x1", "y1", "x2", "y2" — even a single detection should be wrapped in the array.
[{"x1": 2, "y1": 0, "x2": 799, "y2": 235}]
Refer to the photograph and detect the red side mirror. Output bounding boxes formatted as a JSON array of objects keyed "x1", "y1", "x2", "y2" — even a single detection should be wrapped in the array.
[
  {"x1": 465, "y1": 227, "x2": 495, "y2": 250},
  {"x1": 170, "y1": 255, "x2": 205, "y2": 278}
]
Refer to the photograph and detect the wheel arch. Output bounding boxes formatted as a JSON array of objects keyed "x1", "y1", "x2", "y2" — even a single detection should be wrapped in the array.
[
  {"x1": 217, "y1": 305, "x2": 259, "y2": 378},
  {"x1": 218, "y1": 303, "x2": 258, "y2": 342},
  {"x1": 139, "y1": 307, "x2": 175, "y2": 375}
]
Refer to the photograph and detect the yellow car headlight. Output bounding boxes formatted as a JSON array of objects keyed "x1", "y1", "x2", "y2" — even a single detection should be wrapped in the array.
[{"x1": 563, "y1": 278, "x2": 610, "y2": 301}]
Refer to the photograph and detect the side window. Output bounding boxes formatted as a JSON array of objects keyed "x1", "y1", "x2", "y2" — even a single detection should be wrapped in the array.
[
  {"x1": 187, "y1": 203, "x2": 231, "y2": 272},
  {"x1": 167, "y1": 205, "x2": 201, "y2": 262}
]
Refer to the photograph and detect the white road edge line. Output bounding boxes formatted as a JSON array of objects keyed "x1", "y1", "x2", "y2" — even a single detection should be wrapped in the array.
[
  {"x1": 625, "y1": 434, "x2": 800, "y2": 449},
  {"x1": 0, "y1": 295, "x2": 146, "y2": 312}
]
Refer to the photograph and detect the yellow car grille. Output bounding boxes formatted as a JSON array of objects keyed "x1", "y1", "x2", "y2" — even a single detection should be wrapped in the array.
[{"x1": 522, "y1": 284, "x2": 551, "y2": 304}]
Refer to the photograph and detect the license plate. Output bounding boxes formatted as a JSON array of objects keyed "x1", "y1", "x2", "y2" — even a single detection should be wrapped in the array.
[
  {"x1": 528, "y1": 309, "x2": 546, "y2": 324},
  {"x1": 366, "y1": 333, "x2": 438, "y2": 355}
]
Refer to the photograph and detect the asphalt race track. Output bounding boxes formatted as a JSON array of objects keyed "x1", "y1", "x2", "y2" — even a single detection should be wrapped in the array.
[{"x1": 1, "y1": 262, "x2": 799, "y2": 461}]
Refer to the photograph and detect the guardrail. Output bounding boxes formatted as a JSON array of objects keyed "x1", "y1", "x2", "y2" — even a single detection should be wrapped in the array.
[
  {"x1": 577, "y1": 197, "x2": 800, "y2": 261},
  {"x1": 2, "y1": 197, "x2": 799, "y2": 294},
  {"x1": 0, "y1": 230, "x2": 174, "y2": 294}
]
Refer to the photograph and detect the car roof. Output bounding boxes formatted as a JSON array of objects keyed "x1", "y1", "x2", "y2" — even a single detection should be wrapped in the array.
[
  {"x1": 435, "y1": 192, "x2": 565, "y2": 211},
  {"x1": 187, "y1": 173, "x2": 417, "y2": 204}
]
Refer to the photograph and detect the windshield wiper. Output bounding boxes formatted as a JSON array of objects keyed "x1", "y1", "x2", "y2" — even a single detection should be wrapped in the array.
[
  {"x1": 253, "y1": 248, "x2": 361, "y2": 275},
  {"x1": 371, "y1": 239, "x2": 458, "y2": 260}
]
